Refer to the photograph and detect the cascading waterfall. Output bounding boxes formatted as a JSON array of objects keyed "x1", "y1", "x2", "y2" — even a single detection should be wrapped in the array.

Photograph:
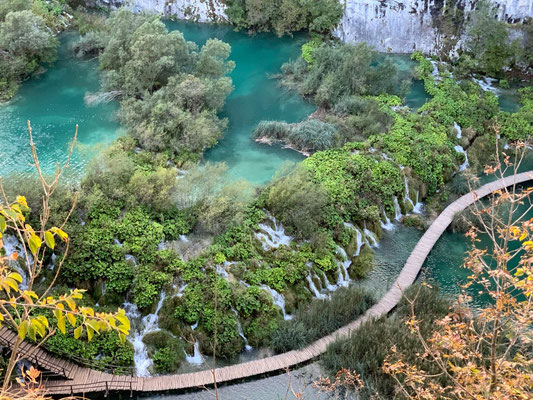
[
  {"x1": 343, "y1": 222, "x2": 364, "y2": 256},
  {"x1": 380, "y1": 208, "x2": 395, "y2": 231},
  {"x1": 306, "y1": 274, "x2": 326, "y2": 299},
  {"x1": 231, "y1": 309, "x2": 252, "y2": 351},
  {"x1": 123, "y1": 291, "x2": 166, "y2": 377},
  {"x1": 412, "y1": 190, "x2": 424, "y2": 214},
  {"x1": 363, "y1": 222, "x2": 379, "y2": 248},
  {"x1": 255, "y1": 214, "x2": 292, "y2": 250},
  {"x1": 472, "y1": 76, "x2": 500, "y2": 95},
  {"x1": 321, "y1": 270, "x2": 337, "y2": 291},
  {"x1": 393, "y1": 197, "x2": 402, "y2": 221},
  {"x1": 215, "y1": 265, "x2": 229, "y2": 278},
  {"x1": 185, "y1": 341, "x2": 203, "y2": 365},
  {"x1": 260, "y1": 285, "x2": 291, "y2": 320},
  {"x1": 113, "y1": 238, "x2": 122, "y2": 246},
  {"x1": 335, "y1": 246, "x2": 351, "y2": 287},
  {"x1": 454, "y1": 145, "x2": 469, "y2": 171},
  {"x1": 125, "y1": 254, "x2": 137, "y2": 266},
  {"x1": 404, "y1": 177, "x2": 415, "y2": 209},
  {"x1": 178, "y1": 235, "x2": 189, "y2": 243}
]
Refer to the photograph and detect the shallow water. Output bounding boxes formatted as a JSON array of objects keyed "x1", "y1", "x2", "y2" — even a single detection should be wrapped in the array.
[{"x1": 0, "y1": 32, "x2": 122, "y2": 180}]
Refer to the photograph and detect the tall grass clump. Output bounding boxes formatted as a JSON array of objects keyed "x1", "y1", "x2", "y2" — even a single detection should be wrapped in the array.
[
  {"x1": 320, "y1": 284, "x2": 451, "y2": 399},
  {"x1": 271, "y1": 286, "x2": 375, "y2": 352}
]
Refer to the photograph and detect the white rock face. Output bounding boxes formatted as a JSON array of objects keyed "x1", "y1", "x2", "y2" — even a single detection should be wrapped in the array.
[
  {"x1": 335, "y1": 0, "x2": 532, "y2": 54},
  {"x1": 109, "y1": 0, "x2": 228, "y2": 22}
]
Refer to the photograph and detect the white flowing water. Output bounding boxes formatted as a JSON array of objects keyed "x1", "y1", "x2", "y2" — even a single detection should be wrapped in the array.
[
  {"x1": 255, "y1": 215, "x2": 292, "y2": 250},
  {"x1": 124, "y1": 291, "x2": 166, "y2": 377},
  {"x1": 260, "y1": 285, "x2": 291, "y2": 320},
  {"x1": 343, "y1": 222, "x2": 364, "y2": 256},
  {"x1": 191, "y1": 322, "x2": 198, "y2": 330},
  {"x1": 321, "y1": 270, "x2": 337, "y2": 291},
  {"x1": 412, "y1": 190, "x2": 424, "y2": 214},
  {"x1": 335, "y1": 246, "x2": 351, "y2": 287},
  {"x1": 2, "y1": 234, "x2": 30, "y2": 289},
  {"x1": 404, "y1": 177, "x2": 415, "y2": 210},
  {"x1": 306, "y1": 274, "x2": 326, "y2": 299},
  {"x1": 185, "y1": 341, "x2": 203, "y2": 365},
  {"x1": 363, "y1": 222, "x2": 379, "y2": 248},
  {"x1": 176, "y1": 282, "x2": 187, "y2": 297},
  {"x1": 454, "y1": 121, "x2": 462, "y2": 139},
  {"x1": 454, "y1": 145, "x2": 469, "y2": 171},
  {"x1": 393, "y1": 197, "x2": 402, "y2": 221},
  {"x1": 231, "y1": 308, "x2": 252, "y2": 351},
  {"x1": 113, "y1": 238, "x2": 122, "y2": 246},
  {"x1": 472, "y1": 76, "x2": 500, "y2": 96},
  {"x1": 380, "y1": 207, "x2": 395, "y2": 231}
]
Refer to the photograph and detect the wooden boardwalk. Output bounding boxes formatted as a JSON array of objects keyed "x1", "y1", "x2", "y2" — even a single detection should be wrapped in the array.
[{"x1": 1, "y1": 171, "x2": 531, "y2": 395}]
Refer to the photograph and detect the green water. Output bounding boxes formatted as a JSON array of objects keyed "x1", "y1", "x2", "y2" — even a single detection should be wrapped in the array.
[
  {"x1": 166, "y1": 21, "x2": 315, "y2": 183},
  {"x1": 0, "y1": 32, "x2": 122, "y2": 180}
]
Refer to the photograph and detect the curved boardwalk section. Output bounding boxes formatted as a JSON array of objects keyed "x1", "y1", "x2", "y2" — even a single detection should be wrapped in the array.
[{"x1": 1, "y1": 171, "x2": 531, "y2": 395}]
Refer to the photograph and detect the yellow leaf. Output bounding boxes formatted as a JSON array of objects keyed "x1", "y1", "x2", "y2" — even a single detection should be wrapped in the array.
[
  {"x1": 28, "y1": 234, "x2": 41, "y2": 255},
  {"x1": 0, "y1": 215, "x2": 5, "y2": 232},
  {"x1": 66, "y1": 313, "x2": 76, "y2": 328},
  {"x1": 57, "y1": 316, "x2": 66, "y2": 335},
  {"x1": 44, "y1": 231, "x2": 55, "y2": 250},
  {"x1": 74, "y1": 326, "x2": 82, "y2": 339},
  {"x1": 18, "y1": 320, "x2": 29, "y2": 340},
  {"x1": 16, "y1": 196, "x2": 28, "y2": 209},
  {"x1": 64, "y1": 297, "x2": 76, "y2": 311},
  {"x1": 86, "y1": 325, "x2": 94, "y2": 341},
  {"x1": 50, "y1": 227, "x2": 68, "y2": 242},
  {"x1": 9, "y1": 273, "x2": 22, "y2": 283}
]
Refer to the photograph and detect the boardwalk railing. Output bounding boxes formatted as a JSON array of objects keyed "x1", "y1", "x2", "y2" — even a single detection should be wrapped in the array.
[{"x1": 0, "y1": 171, "x2": 531, "y2": 395}]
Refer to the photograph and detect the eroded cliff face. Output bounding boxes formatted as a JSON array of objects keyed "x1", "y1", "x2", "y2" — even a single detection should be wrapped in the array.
[
  {"x1": 335, "y1": 0, "x2": 532, "y2": 54},
  {"x1": 97, "y1": 0, "x2": 531, "y2": 54},
  {"x1": 101, "y1": 0, "x2": 228, "y2": 22}
]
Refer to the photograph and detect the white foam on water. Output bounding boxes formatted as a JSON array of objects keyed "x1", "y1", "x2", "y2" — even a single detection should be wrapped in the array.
[
  {"x1": 260, "y1": 285, "x2": 292, "y2": 320},
  {"x1": 412, "y1": 189, "x2": 424, "y2": 214}
]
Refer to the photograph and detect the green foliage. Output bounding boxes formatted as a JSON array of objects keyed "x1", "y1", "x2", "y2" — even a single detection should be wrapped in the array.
[
  {"x1": 321, "y1": 284, "x2": 451, "y2": 399},
  {"x1": 271, "y1": 286, "x2": 375, "y2": 352},
  {"x1": 465, "y1": 0, "x2": 520, "y2": 77},
  {"x1": 0, "y1": 8, "x2": 59, "y2": 101},
  {"x1": 498, "y1": 87, "x2": 533, "y2": 141},
  {"x1": 301, "y1": 39, "x2": 321, "y2": 65},
  {"x1": 224, "y1": 0, "x2": 342, "y2": 36},
  {"x1": 142, "y1": 330, "x2": 185, "y2": 373},
  {"x1": 303, "y1": 146, "x2": 404, "y2": 222},
  {"x1": 281, "y1": 42, "x2": 407, "y2": 109}
]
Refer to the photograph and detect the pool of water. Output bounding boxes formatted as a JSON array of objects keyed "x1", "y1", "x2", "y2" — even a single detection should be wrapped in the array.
[{"x1": 0, "y1": 32, "x2": 122, "y2": 180}]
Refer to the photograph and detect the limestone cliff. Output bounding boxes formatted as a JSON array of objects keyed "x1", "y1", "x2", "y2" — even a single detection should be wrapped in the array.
[{"x1": 97, "y1": 0, "x2": 532, "y2": 54}]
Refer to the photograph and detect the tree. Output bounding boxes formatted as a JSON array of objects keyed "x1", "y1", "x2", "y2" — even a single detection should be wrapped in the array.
[
  {"x1": 383, "y1": 145, "x2": 533, "y2": 399},
  {"x1": 0, "y1": 122, "x2": 130, "y2": 390},
  {"x1": 465, "y1": 0, "x2": 518, "y2": 76}
]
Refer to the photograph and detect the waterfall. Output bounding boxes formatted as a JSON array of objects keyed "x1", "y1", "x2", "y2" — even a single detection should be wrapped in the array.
[
  {"x1": 113, "y1": 238, "x2": 122, "y2": 246},
  {"x1": 185, "y1": 341, "x2": 203, "y2": 365},
  {"x1": 380, "y1": 208, "x2": 395, "y2": 231},
  {"x1": 404, "y1": 177, "x2": 415, "y2": 210},
  {"x1": 260, "y1": 285, "x2": 292, "y2": 320},
  {"x1": 472, "y1": 76, "x2": 500, "y2": 96},
  {"x1": 255, "y1": 215, "x2": 292, "y2": 250},
  {"x1": 454, "y1": 145, "x2": 469, "y2": 171},
  {"x1": 335, "y1": 246, "x2": 351, "y2": 287},
  {"x1": 363, "y1": 222, "x2": 379, "y2": 248},
  {"x1": 454, "y1": 121, "x2": 462, "y2": 139},
  {"x1": 123, "y1": 291, "x2": 166, "y2": 377},
  {"x1": 393, "y1": 197, "x2": 402, "y2": 221},
  {"x1": 157, "y1": 240, "x2": 166, "y2": 251},
  {"x1": 176, "y1": 283, "x2": 187, "y2": 297},
  {"x1": 412, "y1": 190, "x2": 424, "y2": 214},
  {"x1": 191, "y1": 321, "x2": 198, "y2": 330},
  {"x1": 2, "y1": 234, "x2": 30, "y2": 289},
  {"x1": 321, "y1": 270, "x2": 337, "y2": 291},
  {"x1": 215, "y1": 265, "x2": 229, "y2": 278},
  {"x1": 231, "y1": 309, "x2": 252, "y2": 351},
  {"x1": 179, "y1": 235, "x2": 189, "y2": 243},
  {"x1": 306, "y1": 275, "x2": 326, "y2": 299},
  {"x1": 343, "y1": 222, "x2": 364, "y2": 256}
]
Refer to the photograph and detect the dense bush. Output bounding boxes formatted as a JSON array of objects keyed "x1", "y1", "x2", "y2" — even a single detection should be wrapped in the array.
[
  {"x1": 143, "y1": 330, "x2": 185, "y2": 373},
  {"x1": 271, "y1": 286, "x2": 375, "y2": 352},
  {"x1": 0, "y1": 7, "x2": 59, "y2": 100},
  {"x1": 498, "y1": 87, "x2": 533, "y2": 141},
  {"x1": 321, "y1": 284, "x2": 451, "y2": 399},
  {"x1": 225, "y1": 0, "x2": 343, "y2": 37},
  {"x1": 253, "y1": 119, "x2": 336, "y2": 153},
  {"x1": 281, "y1": 42, "x2": 408, "y2": 108}
]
